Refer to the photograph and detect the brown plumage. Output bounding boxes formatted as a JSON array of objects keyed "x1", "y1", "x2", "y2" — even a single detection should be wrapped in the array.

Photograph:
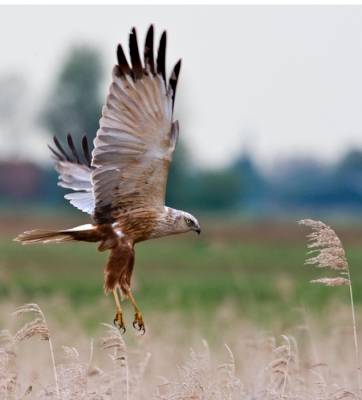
[{"x1": 14, "y1": 25, "x2": 201, "y2": 334}]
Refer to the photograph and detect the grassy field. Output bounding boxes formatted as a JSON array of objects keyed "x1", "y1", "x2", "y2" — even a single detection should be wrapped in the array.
[
  {"x1": 2, "y1": 212, "x2": 362, "y2": 331},
  {"x1": 2, "y1": 211, "x2": 362, "y2": 398}
]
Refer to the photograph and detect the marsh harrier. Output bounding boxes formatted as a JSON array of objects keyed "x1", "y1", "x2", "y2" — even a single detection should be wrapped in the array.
[{"x1": 15, "y1": 25, "x2": 201, "y2": 333}]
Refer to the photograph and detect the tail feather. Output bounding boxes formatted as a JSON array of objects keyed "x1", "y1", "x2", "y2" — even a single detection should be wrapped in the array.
[
  {"x1": 14, "y1": 224, "x2": 99, "y2": 245},
  {"x1": 14, "y1": 229, "x2": 78, "y2": 244}
]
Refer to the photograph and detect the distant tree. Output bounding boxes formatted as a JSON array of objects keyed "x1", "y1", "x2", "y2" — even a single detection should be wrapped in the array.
[
  {"x1": 330, "y1": 149, "x2": 362, "y2": 207},
  {"x1": 165, "y1": 140, "x2": 193, "y2": 209},
  {"x1": 337, "y1": 149, "x2": 362, "y2": 173},
  {"x1": 269, "y1": 158, "x2": 332, "y2": 208},
  {"x1": 231, "y1": 152, "x2": 267, "y2": 207},
  {"x1": 40, "y1": 44, "x2": 104, "y2": 151},
  {"x1": 190, "y1": 168, "x2": 242, "y2": 210},
  {"x1": 166, "y1": 141, "x2": 244, "y2": 211}
]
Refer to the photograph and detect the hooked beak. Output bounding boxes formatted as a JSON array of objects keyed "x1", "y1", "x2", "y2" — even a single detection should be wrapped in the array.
[{"x1": 195, "y1": 227, "x2": 201, "y2": 235}]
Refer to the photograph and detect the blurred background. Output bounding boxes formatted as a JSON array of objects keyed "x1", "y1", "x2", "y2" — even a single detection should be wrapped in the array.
[{"x1": 2, "y1": 5, "x2": 362, "y2": 335}]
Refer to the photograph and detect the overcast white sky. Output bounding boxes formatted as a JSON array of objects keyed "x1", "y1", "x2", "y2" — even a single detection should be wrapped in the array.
[{"x1": 1, "y1": 5, "x2": 362, "y2": 171}]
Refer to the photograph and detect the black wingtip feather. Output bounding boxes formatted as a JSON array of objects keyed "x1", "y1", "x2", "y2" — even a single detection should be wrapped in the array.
[
  {"x1": 169, "y1": 59, "x2": 181, "y2": 109},
  {"x1": 48, "y1": 144, "x2": 65, "y2": 161},
  {"x1": 52, "y1": 135, "x2": 72, "y2": 162},
  {"x1": 129, "y1": 27, "x2": 143, "y2": 80},
  {"x1": 117, "y1": 44, "x2": 131, "y2": 77},
  {"x1": 82, "y1": 135, "x2": 92, "y2": 168},
  {"x1": 116, "y1": 26, "x2": 170, "y2": 83},
  {"x1": 144, "y1": 25, "x2": 155, "y2": 75},
  {"x1": 49, "y1": 134, "x2": 93, "y2": 169},
  {"x1": 67, "y1": 133, "x2": 82, "y2": 164},
  {"x1": 157, "y1": 31, "x2": 166, "y2": 81}
]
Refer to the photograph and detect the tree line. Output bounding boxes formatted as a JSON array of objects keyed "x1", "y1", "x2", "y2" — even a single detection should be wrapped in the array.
[{"x1": 1, "y1": 44, "x2": 362, "y2": 216}]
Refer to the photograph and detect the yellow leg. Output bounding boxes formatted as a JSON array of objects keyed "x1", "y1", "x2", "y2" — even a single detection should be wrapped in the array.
[
  {"x1": 113, "y1": 288, "x2": 126, "y2": 333},
  {"x1": 124, "y1": 288, "x2": 145, "y2": 334}
]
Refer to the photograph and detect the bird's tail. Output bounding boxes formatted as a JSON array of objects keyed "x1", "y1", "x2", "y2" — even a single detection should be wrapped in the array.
[{"x1": 14, "y1": 224, "x2": 99, "y2": 245}]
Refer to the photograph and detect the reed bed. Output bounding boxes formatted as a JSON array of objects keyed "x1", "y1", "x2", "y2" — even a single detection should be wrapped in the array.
[{"x1": 1, "y1": 219, "x2": 362, "y2": 399}]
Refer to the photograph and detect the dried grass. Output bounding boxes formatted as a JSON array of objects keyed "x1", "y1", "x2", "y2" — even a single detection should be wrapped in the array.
[
  {"x1": 11, "y1": 303, "x2": 59, "y2": 398},
  {"x1": 299, "y1": 219, "x2": 361, "y2": 396},
  {"x1": 0, "y1": 330, "x2": 17, "y2": 400},
  {"x1": 2, "y1": 220, "x2": 362, "y2": 399},
  {"x1": 1, "y1": 300, "x2": 362, "y2": 399},
  {"x1": 154, "y1": 340, "x2": 246, "y2": 400}
]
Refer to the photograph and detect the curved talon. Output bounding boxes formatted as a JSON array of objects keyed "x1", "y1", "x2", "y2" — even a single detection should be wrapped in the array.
[
  {"x1": 114, "y1": 310, "x2": 126, "y2": 333},
  {"x1": 114, "y1": 319, "x2": 125, "y2": 333},
  {"x1": 133, "y1": 312, "x2": 146, "y2": 334},
  {"x1": 133, "y1": 323, "x2": 145, "y2": 335}
]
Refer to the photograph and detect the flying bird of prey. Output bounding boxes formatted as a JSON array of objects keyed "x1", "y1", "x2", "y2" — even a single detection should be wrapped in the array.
[{"x1": 15, "y1": 25, "x2": 201, "y2": 333}]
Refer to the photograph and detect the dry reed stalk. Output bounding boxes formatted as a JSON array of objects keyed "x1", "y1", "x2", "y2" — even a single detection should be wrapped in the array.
[
  {"x1": 155, "y1": 340, "x2": 246, "y2": 400},
  {"x1": 154, "y1": 341, "x2": 214, "y2": 400},
  {"x1": 299, "y1": 219, "x2": 362, "y2": 395},
  {"x1": 296, "y1": 306, "x2": 327, "y2": 387},
  {"x1": 101, "y1": 323, "x2": 128, "y2": 399},
  {"x1": 264, "y1": 335, "x2": 292, "y2": 399},
  {"x1": 20, "y1": 385, "x2": 32, "y2": 399},
  {"x1": 0, "y1": 329, "x2": 17, "y2": 400},
  {"x1": 0, "y1": 350, "x2": 9, "y2": 400},
  {"x1": 217, "y1": 344, "x2": 245, "y2": 398},
  {"x1": 274, "y1": 335, "x2": 291, "y2": 399},
  {"x1": 11, "y1": 303, "x2": 60, "y2": 399},
  {"x1": 100, "y1": 323, "x2": 151, "y2": 400},
  {"x1": 58, "y1": 346, "x2": 88, "y2": 399},
  {"x1": 128, "y1": 351, "x2": 151, "y2": 399},
  {"x1": 173, "y1": 341, "x2": 214, "y2": 400}
]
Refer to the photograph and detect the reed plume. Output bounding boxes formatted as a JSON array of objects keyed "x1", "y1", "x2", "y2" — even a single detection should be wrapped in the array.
[
  {"x1": 299, "y1": 219, "x2": 361, "y2": 395},
  {"x1": 12, "y1": 303, "x2": 60, "y2": 399}
]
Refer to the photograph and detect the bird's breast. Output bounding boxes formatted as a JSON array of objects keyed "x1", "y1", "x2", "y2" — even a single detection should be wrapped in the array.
[{"x1": 112, "y1": 208, "x2": 177, "y2": 244}]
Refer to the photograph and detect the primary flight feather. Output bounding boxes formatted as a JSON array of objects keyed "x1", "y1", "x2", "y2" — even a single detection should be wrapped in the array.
[{"x1": 15, "y1": 25, "x2": 201, "y2": 333}]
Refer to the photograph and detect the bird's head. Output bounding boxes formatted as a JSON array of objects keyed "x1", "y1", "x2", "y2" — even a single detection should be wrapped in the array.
[{"x1": 179, "y1": 211, "x2": 201, "y2": 235}]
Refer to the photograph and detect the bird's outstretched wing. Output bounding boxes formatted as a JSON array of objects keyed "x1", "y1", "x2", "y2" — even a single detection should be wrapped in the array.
[
  {"x1": 91, "y1": 25, "x2": 181, "y2": 224},
  {"x1": 48, "y1": 133, "x2": 95, "y2": 215}
]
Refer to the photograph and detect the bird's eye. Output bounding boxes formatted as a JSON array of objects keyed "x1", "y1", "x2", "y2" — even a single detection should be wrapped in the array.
[{"x1": 186, "y1": 219, "x2": 191, "y2": 224}]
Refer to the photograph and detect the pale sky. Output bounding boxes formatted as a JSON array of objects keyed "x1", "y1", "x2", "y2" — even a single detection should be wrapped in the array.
[{"x1": 1, "y1": 5, "x2": 362, "y2": 171}]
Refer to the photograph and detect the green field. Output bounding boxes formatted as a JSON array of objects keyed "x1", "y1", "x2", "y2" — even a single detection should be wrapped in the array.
[
  {"x1": 2, "y1": 212, "x2": 362, "y2": 398},
  {"x1": 2, "y1": 212, "x2": 362, "y2": 332}
]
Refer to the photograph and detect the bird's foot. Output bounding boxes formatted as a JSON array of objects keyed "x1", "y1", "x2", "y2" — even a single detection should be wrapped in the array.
[
  {"x1": 114, "y1": 309, "x2": 126, "y2": 333},
  {"x1": 133, "y1": 311, "x2": 145, "y2": 334}
]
